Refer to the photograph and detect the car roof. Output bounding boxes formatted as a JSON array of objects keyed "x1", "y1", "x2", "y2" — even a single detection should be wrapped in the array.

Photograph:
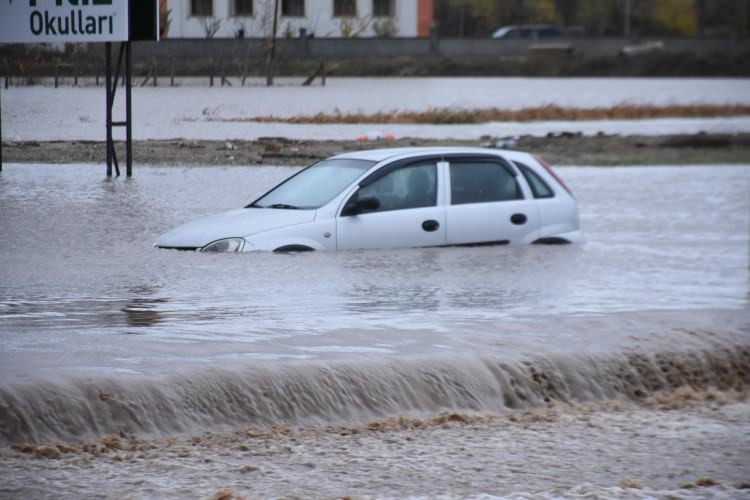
[{"x1": 330, "y1": 147, "x2": 535, "y2": 164}]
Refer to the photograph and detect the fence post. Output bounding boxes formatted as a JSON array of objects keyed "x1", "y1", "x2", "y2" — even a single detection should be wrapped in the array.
[
  {"x1": 241, "y1": 44, "x2": 249, "y2": 86},
  {"x1": 169, "y1": 55, "x2": 175, "y2": 87},
  {"x1": 430, "y1": 26, "x2": 439, "y2": 56}
]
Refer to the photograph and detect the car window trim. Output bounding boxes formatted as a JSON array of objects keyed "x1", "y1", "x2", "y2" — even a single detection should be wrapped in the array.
[
  {"x1": 444, "y1": 155, "x2": 519, "y2": 177},
  {"x1": 341, "y1": 158, "x2": 442, "y2": 216},
  {"x1": 359, "y1": 153, "x2": 518, "y2": 189},
  {"x1": 358, "y1": 154, "x2": 445, "y2": 188},
  {"x1": 342, "y1": 153, "x2": 521, "y2": 216},
  {"x1": 446, "y1": 155, "x2": 525, "y2": 204},
  {"x1": 514, "y1": 160, "x2": 556, "y2": 199}
]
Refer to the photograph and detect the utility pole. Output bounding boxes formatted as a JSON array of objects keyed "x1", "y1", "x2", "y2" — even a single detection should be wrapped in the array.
[
  {"x1": 459, "y1": 4, "x2": 465, "y2": 38},
  {"x1": 624, "y1": 0, "x2": 632, "y2": 39},
  {"x1": 266, "y1": 0, "x2": 280, "y2": 86}
]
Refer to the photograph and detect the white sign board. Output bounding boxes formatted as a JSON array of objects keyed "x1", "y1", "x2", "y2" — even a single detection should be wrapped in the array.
[{"x1": 0, "y1": 0, "x2": 130, "y2": 43}]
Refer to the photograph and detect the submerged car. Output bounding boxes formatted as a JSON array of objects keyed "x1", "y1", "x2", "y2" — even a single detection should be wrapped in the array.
[{"x1": 154, "y1": 147, "x2": 583, "y2": 252}]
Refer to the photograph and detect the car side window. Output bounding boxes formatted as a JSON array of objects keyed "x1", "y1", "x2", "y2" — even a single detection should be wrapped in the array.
[
  {"x1": 450, "y1": 161, "x2": 523, "y2": 205},
  {"x1": 516, "y1": 162, "x2": 554, "y2": 198},
  {"x1": 354, "y1": 163, "x2": 438, "y2": 214}
]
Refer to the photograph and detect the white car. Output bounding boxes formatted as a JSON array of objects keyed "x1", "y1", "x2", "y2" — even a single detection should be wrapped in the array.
[
  {"x1": 491, "y1": 24, "x2": 561, "y2": 39},
  {"x1": 155, "y1": 147, "x2": 583, "y2": 252}
]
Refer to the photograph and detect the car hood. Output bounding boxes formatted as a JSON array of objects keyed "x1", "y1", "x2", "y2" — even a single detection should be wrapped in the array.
[{"x1": 155, "y1": 208, "x2": 316, "y2": 249}]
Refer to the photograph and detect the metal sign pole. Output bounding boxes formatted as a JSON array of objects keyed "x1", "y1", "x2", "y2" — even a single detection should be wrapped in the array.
[
  {"x1": 125, "y1": 41, "x2": 132, "y2": 177},
  {"x1": 2, "y1": 0, "x2": 158, "y2": 177},
  {"x1": 105, "y1": 41, "x2": 132, "y2": 177},
  {"x1": 1, "y1": 81, "x2": 3, "y2": 172},
  {"x1": 106, "y1": 42, "x2": 113, "y2": 177}
]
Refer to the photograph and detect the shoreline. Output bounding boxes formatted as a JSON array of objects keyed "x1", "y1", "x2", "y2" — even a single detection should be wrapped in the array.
[{"x1": 4, "y1": 133, "x2": 750, "y2": 166}]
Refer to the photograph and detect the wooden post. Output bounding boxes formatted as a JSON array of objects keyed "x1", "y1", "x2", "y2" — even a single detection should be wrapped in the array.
[
  {"x1": 241, "y1": 44, "x2": 250, "y2": 86},
  {"x1": 170, "y1": 56, "x2": 175, "y2": 87},
  {"x1": 266, "y1": 0, "x2": 279, "y2": 86}
]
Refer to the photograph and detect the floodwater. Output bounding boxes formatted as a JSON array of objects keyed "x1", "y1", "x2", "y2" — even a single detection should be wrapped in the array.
[
  {"x1": 0, "y1": 163, "x2": 749, "y2": 498},
  {"x1": 4, "y1": 77, "x2": 750, "y2": 141}
]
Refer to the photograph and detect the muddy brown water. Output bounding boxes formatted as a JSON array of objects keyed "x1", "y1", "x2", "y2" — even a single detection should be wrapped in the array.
[{"x1": 0, "y1": 163, "x2": 748, "y2": 447}]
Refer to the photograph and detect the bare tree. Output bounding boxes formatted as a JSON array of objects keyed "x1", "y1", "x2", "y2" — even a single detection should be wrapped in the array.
[{"x1": 201, "y1": 17, "x2": 222, "y2": 38}]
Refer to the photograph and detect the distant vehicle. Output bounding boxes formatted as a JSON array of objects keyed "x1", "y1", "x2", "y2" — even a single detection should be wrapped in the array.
[
  {"x1": 619, "y1": 40, "x2": 664, "y2": 57},
  {"x1": 154, "y1": 147, "x2": 583, "y2": 252},
  {"x1": 492, "y1": 25, "x2": 561, "y2": 40}
]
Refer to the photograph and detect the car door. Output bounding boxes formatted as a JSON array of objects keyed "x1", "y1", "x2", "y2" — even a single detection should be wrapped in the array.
[
  {"x1": 445, "y1": 157, "x2": 540, "y2": 245},
  {"x1": 336, "y1": 161, "x2": 446, "y2": 250}
]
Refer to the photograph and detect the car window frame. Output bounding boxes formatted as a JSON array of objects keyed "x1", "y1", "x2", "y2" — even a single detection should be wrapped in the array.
[
  {"x1": 340, "y1": 159, "x2": 441, "y2": 216},
  {"x1": 514, "y1": 161, "x2": 556, "y2": 199},
  {"x1": 445, "y1": 156, "x2": 526, "y2": 206},
  {"x1": 339, "y1": 154, "x2": 446, "y2": 217}
]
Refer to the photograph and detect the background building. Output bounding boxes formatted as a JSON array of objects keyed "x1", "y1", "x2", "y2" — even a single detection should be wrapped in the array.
[{"x1": 164, "y1": 0, "x2": 435, "y2": 38}]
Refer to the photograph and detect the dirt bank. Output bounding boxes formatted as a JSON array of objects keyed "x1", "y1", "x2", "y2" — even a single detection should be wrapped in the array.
[{"x1": 4, "y1": 133, "x2": 750, "y2": 167}]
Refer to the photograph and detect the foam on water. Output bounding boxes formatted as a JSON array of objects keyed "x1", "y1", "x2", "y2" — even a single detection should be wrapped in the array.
[
  {"x1": 2, "y1": 396, "x2": 749, "y2": 499},
  {"x1": 1, "y1": 311, "x2": 748, "y2": 445}
]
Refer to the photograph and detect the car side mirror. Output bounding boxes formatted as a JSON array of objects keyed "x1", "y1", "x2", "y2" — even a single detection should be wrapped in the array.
[{"x1": 343, "y1": 195, "x2": 380, "y2": 216}]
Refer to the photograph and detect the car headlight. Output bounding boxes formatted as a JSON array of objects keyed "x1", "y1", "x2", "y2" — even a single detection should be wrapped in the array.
[{"x1": 200, "y1": 238, "x2": 245, "y2": 253}]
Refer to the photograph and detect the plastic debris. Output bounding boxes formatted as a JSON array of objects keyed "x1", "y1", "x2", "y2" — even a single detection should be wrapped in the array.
[{"x1": 356, "y1": 131, "x2": 395, "y2": 142}]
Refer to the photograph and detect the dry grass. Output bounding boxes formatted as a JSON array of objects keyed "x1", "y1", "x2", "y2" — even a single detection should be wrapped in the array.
[{"x1": 215, "y1": 104, "x2": 750, "y2": 125}]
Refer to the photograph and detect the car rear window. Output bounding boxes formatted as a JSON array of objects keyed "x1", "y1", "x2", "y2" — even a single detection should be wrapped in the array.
[{"x1": 516, "y1": 162, "x2": 555, "y2": 198}]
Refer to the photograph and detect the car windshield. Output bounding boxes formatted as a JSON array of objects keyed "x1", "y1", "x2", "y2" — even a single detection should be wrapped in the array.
[{"x1": 249, "y1": 159, "x2": 375, "y2": 209}]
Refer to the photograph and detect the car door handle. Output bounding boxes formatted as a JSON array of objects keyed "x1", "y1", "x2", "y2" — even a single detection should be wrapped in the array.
[
  {"x1": 422, "y1": 220, "x2": 440, "y2": 232},
  {"x1": 510, "y1": 213, "x2": 527, "y2": 225}
]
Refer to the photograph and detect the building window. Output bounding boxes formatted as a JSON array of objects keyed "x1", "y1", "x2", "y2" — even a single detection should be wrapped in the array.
[
  {"x1": 282, "y1": 0, "x2": 305, "y2": 16},
  {"x1": 373, "y1": 0, "x2": 394, "y2": 17},
  {"x1": 190, "y1": 0, "x2": 212, "y2": 16},
  {"x1": 334, "y1": 0, "x2": 357, "y2": 17},
  {"x1": 232, "y1": 0, "x2": 253, "y2": 16}
]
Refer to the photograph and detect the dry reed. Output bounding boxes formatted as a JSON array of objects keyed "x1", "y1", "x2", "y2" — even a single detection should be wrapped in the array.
[{"x1": 214, "y1": 104, "x2": 750, "y2": 125}]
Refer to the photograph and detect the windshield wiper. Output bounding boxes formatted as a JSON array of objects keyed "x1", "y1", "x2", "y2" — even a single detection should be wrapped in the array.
[{"x1": 266, "y1": 203, "x2": 300, "y2": 210}]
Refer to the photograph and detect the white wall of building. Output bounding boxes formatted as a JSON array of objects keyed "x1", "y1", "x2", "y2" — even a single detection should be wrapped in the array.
[{"x1": 166, "y1": 0, "x2": 418, "y2": 38}]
